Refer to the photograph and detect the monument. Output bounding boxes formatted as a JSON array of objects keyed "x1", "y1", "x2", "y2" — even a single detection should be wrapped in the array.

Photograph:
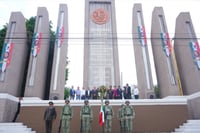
[
  {"x1": 151, "y1": 7, "x2": 181, "y2": 98},
  {"x1": 174, "y1": 12, "x2": 200, "y2": 95},
  {"x1": 0, "y1": 12, "x2": 27, "y2": 97},
  {"x1": 24, "y1": 7, "x2": 50, "y2": 99},
  {"x1": 49, "y1": 4, "x2": 68, "y2": 100},
  {"x1": 83, "y1": 0, "x2": 120, "y2": 89},
  {"x1": 132, "y1": 4, "x2": 155, "y2": 99}
]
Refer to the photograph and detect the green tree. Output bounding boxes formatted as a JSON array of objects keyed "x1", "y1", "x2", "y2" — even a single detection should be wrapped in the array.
[
  {"x1": 64, "y1": 87, "x2": 70, "y2": 99},
  {"x1": 26, "y1": 17, "x2": 35, "y2": 48},
  {"x1": 154, "y1": 85, "x2": 160, "y2": 98},
  {"x1": 0, "y1": 24, "x2": 8, "y2": 55},
  {"x1": 65, "y1": 67, "x2": 69, "y2": 81}
]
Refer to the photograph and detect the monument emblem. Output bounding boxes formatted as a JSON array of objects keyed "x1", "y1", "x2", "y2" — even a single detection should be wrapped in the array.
[{"x1": 91, "y1": 8, "x2": 109, "y2": 24}]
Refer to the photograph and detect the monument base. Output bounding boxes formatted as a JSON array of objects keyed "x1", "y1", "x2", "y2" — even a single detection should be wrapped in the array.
[{"x1": 0, "y1": 93, "x2": 19, "y2": 122}]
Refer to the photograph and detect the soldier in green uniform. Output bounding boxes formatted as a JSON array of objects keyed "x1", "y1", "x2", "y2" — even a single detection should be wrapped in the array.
[
  {"x1": 124, "y1": 100, "x2": 135, "y2": 133},
  {"x1": 80, "y1": 99, "x2": 93, "y2": 133},
  {"x1": 61, "y1": 99, "x2": 73, "y2": 133},
  {"x1": 118, "y1": 104, "x2": 125, "y2": 133},
  {"x1": 104, "y1": 100, "x2": 114, "y2": 133}
]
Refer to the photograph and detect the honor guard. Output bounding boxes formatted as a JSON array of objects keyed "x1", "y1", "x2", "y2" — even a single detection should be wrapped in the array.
[
  {"x1": 124, "y1": 100, "x2": 135, "y2": 133},
  {"x1": 80, "y1": 99, "x2": 93, "y2": 133},
  {"x1": 104, "y1": 100, "x2": 114, "y2": 133},
  {"x1": 118, "y1": 104, "x2": 125, "y2": 133},
  {"x1": 60, "y1": 99, "x2": 73, "y2": 133}
]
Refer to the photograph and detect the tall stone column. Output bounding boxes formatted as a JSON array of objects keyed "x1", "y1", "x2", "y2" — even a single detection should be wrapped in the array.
[
  {"x1": 0, "y1": 12, "x2": 27, "y2": 97},
  {"x1": 132, "y1": 4, "x2": 155, "y2": 99},
  {"x1": 24, "y1": 7, "x2": 50, "y2": 99},
  {"x1": 174, "y1": 12, "x2": 200, "y2": 95},
  {"x1": 83, "y1": 0, "x2": 120, "y2": 89},
  {"x1": 151, "y1": 7, "x2": 181, "y2": 98},
  {"x1": 49, "y1": 4, "x2": 68, "y2": 100}
]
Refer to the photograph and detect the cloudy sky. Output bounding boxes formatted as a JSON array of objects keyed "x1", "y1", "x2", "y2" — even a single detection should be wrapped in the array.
[{"x1": 1, "y1": 0, "x2": 200, "y2": 88}]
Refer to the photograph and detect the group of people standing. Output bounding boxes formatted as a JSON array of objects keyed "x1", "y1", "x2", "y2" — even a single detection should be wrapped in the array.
[
  {"x1": 69, "y1": 83, "x2": 139, "y2": 100},
  {"x1": 44, "y1": 99, "x2": 135, "y2": 133}
]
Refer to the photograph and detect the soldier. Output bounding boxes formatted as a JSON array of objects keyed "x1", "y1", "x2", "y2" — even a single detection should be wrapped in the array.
[
  {"x1": 124, "y1": 100, "x2": 135, "y2": 133},
  {"x1": 80, "y1": 99, "x2": 93, "y2": 133},
  {"x1": 104, "y1": 100, "x2": 114, "y2": 133},
  {"x1": 44, "y1": 101, "x2": 57, "y2": 133},
  {"x1": 60, "y1": 99, "x2": 73, "y2": 133},
  {"x1": 118, "y1": 104, "x2": 125, "y2": 133}
]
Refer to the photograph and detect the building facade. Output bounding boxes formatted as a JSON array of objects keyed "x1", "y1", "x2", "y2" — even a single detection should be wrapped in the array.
[{"x1": 83, "y1": 0, "x2": 120, "y2": 89}]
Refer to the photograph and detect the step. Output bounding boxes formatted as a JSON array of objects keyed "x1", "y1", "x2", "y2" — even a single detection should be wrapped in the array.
[
  {"x1": 175, "y1": 128, "x2": 200, "y2": 132},
  {"x1": 183, "y1": 123, "x2": 200, "y2": 126},
  {"x1": 0, "y1": 127, "x2": 32, "y2": 131},
  {"x1": 0, "y1": 123, "x2": 35, "y2": 133},
  {"x1": 174, "y1": 131, "x2": 200, "y2": 133},
  {"x1": 186, "y1": 119, "x2": 200, "y2": 123},
  {"x1": 0, "y1": 122, "x2": 24, "y2": 126},
  {"x1": 179, "y1": 125, "x2": 200, "y2": 128}
]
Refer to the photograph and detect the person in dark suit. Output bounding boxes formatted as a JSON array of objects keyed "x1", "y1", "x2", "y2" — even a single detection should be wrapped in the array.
[
  {"x1": 85, "y1": 87, "x2": 91, "y2": 99},
  {"x1": 44, "y1": 101, "x2": 57, "y2": 133},
  {"x1": 124, "y1": 84, "x2": 132, "y2": 99}
]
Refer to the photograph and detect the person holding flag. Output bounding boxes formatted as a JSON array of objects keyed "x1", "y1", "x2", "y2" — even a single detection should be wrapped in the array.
[{"x1": 103, "y1": 100, "x2": 114, "y2": 133}]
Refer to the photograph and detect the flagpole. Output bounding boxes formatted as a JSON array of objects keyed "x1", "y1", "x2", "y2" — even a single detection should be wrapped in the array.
[{"x1": 101, "y1": 98, "x2": 104, "y2": 133}]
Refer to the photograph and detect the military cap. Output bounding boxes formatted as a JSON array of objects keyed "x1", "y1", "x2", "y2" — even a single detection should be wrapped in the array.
[
  {"x1": 65, "y1": 99, "x2": 70, "y2": 102},
  {"x1": 49, "y1": 101, "x2": 54, "y2": 105},
  {"x1": 125, "y1": 100, "x2": 130, "y2": 104},
  {"x1": 105, "y1": 100, "x2": 109, "y2": 104},
  {"x1": 84, "y1": 99, "x2": 89, "y2": 103}
]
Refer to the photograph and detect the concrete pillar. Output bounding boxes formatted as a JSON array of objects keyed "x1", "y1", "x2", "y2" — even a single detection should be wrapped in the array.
[
  {"x1": 0, "y1": 12, "x2": 27, "y2": 97},
  {"x1": 24, "y1": 7, "x2": 50, "y2": 99},
  {"x1": 132, "y1": 4, "x2": 155, "y2": 99},
  {"x1": 174, "y1": 12, "x2": 200, "y2": 95},
  {"x1": 83, "y1": 0, "x2": 120, "y2": 89},
  {"x1": 151, "y1": 7, "x2": 180, "y2": 98},
  {"x1": 49, "y1": 4, "x2": 68, "y2": 100}
]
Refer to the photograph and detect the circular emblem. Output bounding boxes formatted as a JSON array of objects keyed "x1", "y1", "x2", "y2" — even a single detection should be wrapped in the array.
[
  {"x1": 3, "y1": 52, "x2": 9, "y2": 59},
  {"x1": 91, "y1": 8, "x2": 109, "y2": 25}
]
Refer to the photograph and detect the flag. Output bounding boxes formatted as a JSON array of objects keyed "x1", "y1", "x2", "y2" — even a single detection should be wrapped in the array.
[
  {"x1": 0, "y1": 42, "x2": 14, "y2": 72},
  {"x1": 99, "y1": 99, "x2": 104, "y2": 127},
  {"x1": 138, "y1": 25, "x2": 147, "y2": 46},
  {"x1": 160, "y1": 32, "x2": 172, "y2": 57},
  {"x1": 189, "y1": 41, "x2": 200, "y2": 69},
  {"x1": 31, "y1": 32, "x2": 42, "y2": 57},
  {"x1": 56, "y1": 26, "x2": 64, "y2": 47}
]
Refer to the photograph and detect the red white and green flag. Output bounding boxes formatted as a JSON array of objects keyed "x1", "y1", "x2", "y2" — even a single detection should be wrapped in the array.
[
  {"x1": 31, "y1": 32, "x2": 42, "y2": 57},
  {"x1": 189, "y1": 41, "x2": 200, "y2": 69},
  {"x1": 160, "y1": 32, "x2": 172, "y2": 57},
  {"x1": 99, "y1": 99, "x2": 104, "y2": 127},
  {"x1": 56, "y1": 26, "x2": 64, "y2": 47},
  {"x1": 138, "y1": 25, "x2": 147, "y2": 46},
  {"x1": 0, "y1": 42, "x2": 14, "y2": 72}
]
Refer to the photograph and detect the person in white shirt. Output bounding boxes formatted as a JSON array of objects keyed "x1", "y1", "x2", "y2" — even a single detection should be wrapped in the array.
[
  {"x1": 81, "y1": 87, "x2": 86, "y2": 100},
  {"x1": 133, "y1": 85, "x2": 139, "y2": 99},
  {"x1": 76, "y1": 86, "x2": 81, "y2": 100}
]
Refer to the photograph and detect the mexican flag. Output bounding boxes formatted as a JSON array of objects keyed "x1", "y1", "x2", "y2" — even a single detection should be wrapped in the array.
[
  {"x1": 99, "y1": 99, "x2": 104, "y2": 127},
  {"x1": 0, "y1": 42, "x2": 14, "y2": 72}
]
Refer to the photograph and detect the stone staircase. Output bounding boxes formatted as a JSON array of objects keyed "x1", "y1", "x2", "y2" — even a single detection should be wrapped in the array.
[
  {"x1": 0, "y1": 123, "x2": 36, "y2": 133},
  {"x1": 171, "y1": 119, "x2": 200, "y2": 133}
]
